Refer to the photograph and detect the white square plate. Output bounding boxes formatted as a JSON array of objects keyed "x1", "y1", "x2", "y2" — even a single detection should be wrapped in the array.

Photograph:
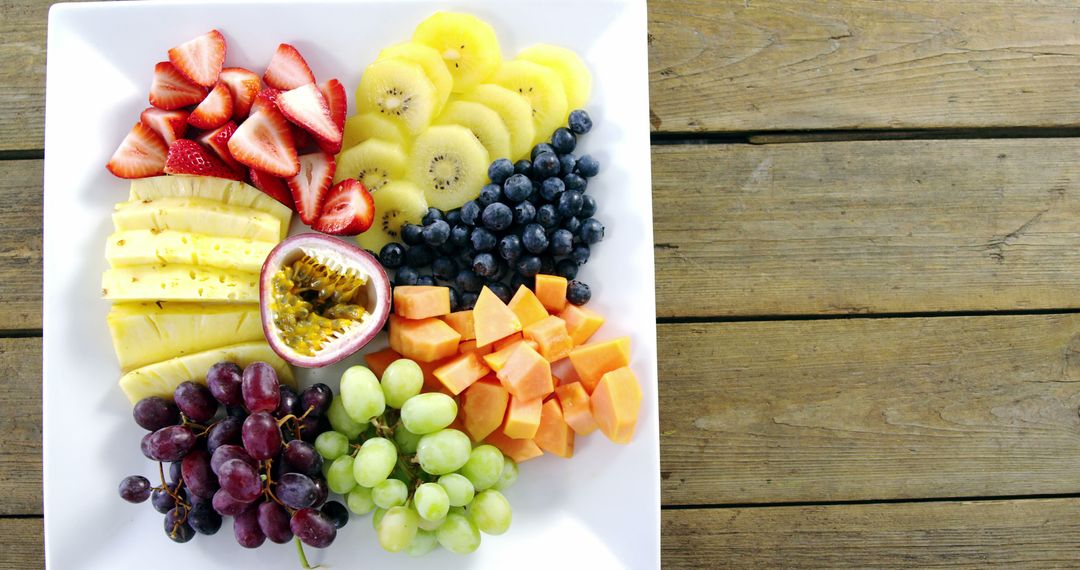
[{"x1": 43, "y1": 1, "x2": 656, "y2": 568}]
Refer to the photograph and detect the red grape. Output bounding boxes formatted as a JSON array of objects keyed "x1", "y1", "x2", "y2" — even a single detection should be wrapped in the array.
[
  {"x1": 207, "y1": 417, "x2": 243, "y2": 453},
  {"x1": 290, "y1": 508, "x2": 336, "y2": 548},
  {"x1": 234, "y1": 507, "x2": 267, "y2": 548},
  {"x1": 274, "y1": 472, "x2": 317, "y2": 509},
  {"x1": 164, "y1": 507, "x2": 195, "y2": 543},
  {"x1": 217, "y1": 458, "x2": 262, "y2": 503},
  {"x1": 118, "y1": 475, "x2": 151, "y2": 503},
  {"x1": 321, "y1": 500, "x2": 349, "y2": 529},
  {"x1": 144, "y1": 425, "x2": 196, "y2": 462},
  {"x1": 257, "y1": 501, "x2": 294, "y2": 544},
  {"x1": 275, "y1": 385, "x2": 300, "y2": 419},
  {"x1": 242, "y1": 411, "x2": 282, "y2": 460},
  {"x1": 174, "y1": 381, "x2": 217, "y2": 423},
  {"x1": 133, "y1": 397, "x2": 180, "y2": 431},
  {"x1": 210, "y1": 444, "x2": 258, "y2": 476},
  {"x1": 212, "y1": 488, "x2": 256, "y2": 516},
  {"x1": 180, "y1": 449, "x2": 218, "y2": 499},
  {"x1": 207, "y1": 362, "x2": 243, "y2": 406},
  {"x1": 188, "y1": 501, "x2": 223, "y2": 535},
  {"x1": 283, "y1": 440, "x2": 322, "y2": 476},
  {"x1": 300, "y1": 383, "x2": 332, "y2": 417},
  {"x1": 242, "y1": 362, "x2": 280, "y2": 413}
]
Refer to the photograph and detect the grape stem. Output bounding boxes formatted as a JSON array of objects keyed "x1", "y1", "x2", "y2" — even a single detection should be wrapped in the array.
[{"x1": 295, "y1": 537, "x2": 321, "y2": 569}]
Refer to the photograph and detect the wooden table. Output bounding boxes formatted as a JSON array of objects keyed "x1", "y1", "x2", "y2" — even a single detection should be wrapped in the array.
[{"x1": 5, "y1": 0, "x2": 1080, "y2": 567}]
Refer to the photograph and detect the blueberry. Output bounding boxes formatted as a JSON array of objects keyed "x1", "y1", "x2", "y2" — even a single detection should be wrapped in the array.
[
  {"x1": 562, "y1": 215, "x2": 581, "y2": 235},
  {"x1": 395, "y1": 266, "x2": 419, "y2": 286},
  {"x1": 487, "y1": 281, "x2": 513, "y2": 303},
  {"x1": 448, "y1": 287, "x2": 462, "y2": 312},
  {"x1": 416, "y1": 275, "x2": 436, "y2": 286},
  {"x1": 460, "y1": 200, "x2": 481, "y2": 225},
  {"x1": 513, "y1": 201, "x2": 536, "y2": 225},
  {"x1": 551, "y1": 127, "x2": 576, "y2": 153},
  {"x1": 566, "y1": 280, "x2": 591, "y2": 305},
  {"x1": 456, "y1": 269, "x2": 484, "y2": 293},
  {"x1": 536, "y1": 204, "x2": 561, "y2": 228},
  {"x1": 422, "y1": 219, "x2": 451, "y2": 246},
  {"x1": 498, "y1": 234, "x2": 523, "y2": 262},
  {"x1": 540, "y1": 177, "x2": 565, "y2": 202},
  {"x1": 490, "y1": 258, "x2": 509, "y2": 281},
  {"x1": 401, "y1": 223, "x2": 424, "y2": 246},
  {"x1": 514, "y1": 159, "x2": 533, "y2": 177},
  {"x1": 502, "y1": 174, "x2": 532, "y2": 203},
  {"x1": 456, "y1": 249, "x2": 476, "y2": 270},
  {"x1": 568, "y1": 109, "x2": 592, "y2": 135},
  {"x1": 522, "y1": 223, "x2": 549, "y2": 254},
  {"x1": 579, "y1": 218, "x2": 605, "y2": 245},
  {"x1": 445, "y1": 209, "x2": 461, "y2": 226},
  {"x1": 563, "y1": 173, "x2": 587, "y2": 192},
  {"x1": 405, "y1": 244, "x2": 435, "y2": 267},
  {"x1": 460, "y1": 291, "x2": 479, "y2": 310},
  {"x1": 470, "y1": 227, "x2": 497, "y2": 252},
  {"x1": 576, "y1": 154, "x2": 599, "y2": 177},
  {"x1": 478, "y1": 184, "x2": 501, "y2": 207},
  {"x1": 378, "y1": 243, "x2": 406, "y2": 269},
  {"x1": 531, "y1": 143, "x2": 555, "y2": 161},
  {"x1": 555, "y1": 258, "x2": 579, "y2": 280},
  {"x1": 550, "y1": 229, "x2": 574, "y2": 256},
  {"x1": 472, "y1": 253, "x2": 497, "y2": 277},
  {"x1": 516, "y1": 255, "x2": 542, "y2": 277},
  {"x1": 432, "y1": 257, "x2": 458, "y2": 281},
  {"x1": 539, "y1": 254, "x2": 555, "y2": 275},
  {"x1": 557, "y1": 190, "x2": 584, "y2": 217},
  {"x1": 559, "y1": 154, "x2": 577, "y2": 176},
  {"x1": 579, "y1": 194, "x2": 597, "y2": 218},
  {"x1": 571, "y1": 244, "x2": 590, "y2": 265},
  {"x1": 488, "y1": 158, "x2": 514, "y2": 185},
  {"x1": 437, "y1": 241, "x2": 458, "y2": 256},
  {"x1": 449, "y1": 224, "x2": 471, "y2": 247},
  {"x1": 533, "y1": 152, "x2": 560, "y2": 179},
  {"x1": 481, "y1": 202, "x2": 513, "y2": 231},
  {"x1": 510, "y1": 272, "x2": 534, "y2": 291},
  {"x1": 422, "y1": 208, "x2": 444, "y2": 225}
]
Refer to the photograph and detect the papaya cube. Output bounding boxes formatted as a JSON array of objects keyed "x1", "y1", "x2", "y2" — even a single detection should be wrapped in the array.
[
  {"x1": 389, "y1": 314, "x2": 461, "y2": 362},
  {"x1": 559, "y1": 304, "x2": 605, "y2": 346},
  {"x1": 363, "y1": 347, "x2": 401, "y2": 379},
  {"x1": 474, "y1": 287, "x2": 522, "y2": 347},
  {"x1": 568, "y1": 336, "x2": 632, "y2": 393},
  {"x1": 441, "y1": 310, "x2": 475, "y2": 340},
  {"x1": 494, "y1": 332, "x2": 523, "y2": 351},
  {"x1": 460, "y1": 378, "x2": 509, "y2": 442},
  {"x1": 502, "y1": 395, "x2": 542, "y2": 439},
  {"x1": 555, "y1": 381, "x2": 599, "y2": 435},
  {"x1": 418, "y1": 356, "x2": 455, "y2": 395},
  {"x1": 483, "y1": 339, "x2": 539, "y2": 372},
  {"x1": 458, "y1": 339, "x2": 492, "y2": 356},
  {"x1": 534, "y1": 274, "x2": 568, "y2": 313},
  {"x1": 523, "y1": 315, "x2": 574, "y2": 362},
  {"x1": 533, "y1": 399, "x2": 574, "y2": 458},
  {"x1": 590, "y1": 366, "x2": 643, "y2": 444},
  {"x1": 393, "y1": 286, "x2": 451, "y2": 319},
  {"x1": 433, "y1": 351, "x2": 491, "y2": 395},
  {"x1": 507, "y1": 285, "x2": 549, "y2": 328},
  {"x1": 495, "y1": 342, "x2": 554, "y2": 401},
  {"x1": 486, "y1": 430, "x2": 543, "y2": 463}
]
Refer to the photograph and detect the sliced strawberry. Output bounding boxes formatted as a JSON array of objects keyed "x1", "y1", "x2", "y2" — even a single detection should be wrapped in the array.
[
  {"x1": 139, "y1": 108, "x2": 189, "y2": 146},
  {"x1": 290, "y1": 124, "x2": 316, "y2": 153},
  {"x1": 227, "y1": 107, "x2": 299, "y2": 177},
  {"x1": 250, "y1": 87, "x2": 282, "y2": 115},
  {"x1": 286, "y1": 152, "x2": 335, "y2": 225},
  {"x1": 316, "y1": 79, "x2": 347, "y2": 154},
  {"x1": 188, "y1": 82, "x2": 233, "y2": 130},
  {"x1": 106, "y1": 123, "x2": 168, "y2": 179},
  {"x1": 165, "y1": 139, "x2": 243, "y2": 180},
  {"x1": 219, "y1": 67, "x2": 261, "y2": 120},
  {"x1": 277, "y1": 84, "x2": 343, "y2": 155},
  {"x1": 195, "y1": 121, "x2": 242, "y2": 173},
  {"x1": 312, "y1": 179, "x2": 374, "y2": 236},
  {"x1": 148, "y1": 61, "x2": 207, "y2": 110},
  {"x1": 249, "y1": 168, "x2": 296, "y2": 210},
  {"x1": 167, "y1": 30, "x2": 227, "y2": 87},
  {"x1": 263, "y1": 43, "x2": 316, "y2": 90}
]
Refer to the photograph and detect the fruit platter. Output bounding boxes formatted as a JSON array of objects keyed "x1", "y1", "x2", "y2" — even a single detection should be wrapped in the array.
[{"x1": 42, "y1": 1, "x2": 655, "y2": 568}]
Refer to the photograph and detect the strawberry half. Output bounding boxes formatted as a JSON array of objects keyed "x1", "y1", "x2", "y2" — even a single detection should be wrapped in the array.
[
  {"x1": 277, "y1": 84, "x2": 343, "y2": 155},
  {"x1": 219, "y1": 67, "x2": 261, "y2": 120},
  {"x1": 249, "y1": 168, "x2": 296, "y2": 211},
  {"x1": 312, "y1": 179, "x2": 374, "y2": 236},
  {"x1": 149, "y1": 61, "x2": 207, "y2": 110},
  {"x1": 195, "y1": 121, "x2": 242, "y2": 173},
  {"x1": 227, "y1": 106, "x2": 299, "y2": 177},
  {"x1": 106, "y1": 123, "x2": 168, "y2": 179},
  {"x1": 286, "y1": 152, "x2": 335, "y2": 225},
  {"x1": 168, "y1": 30, "x2": 227, "y2": 87},
  {"x1": 188, "y1": 82, "x2": 233, "y2": 130},
  {"x1": 139, "y1": 108, "x2": 189, "y2": 146},
  {"x1": 165, "y1": 139, "x2": 243, "y2": 180},
  {"x1": 263, "y1": 43, "x2": 316, "y2": 90},
  {"x1": 250, "y1": 87, "x2": 282, "y2": 115},
  {"x1": 290, "y1": 124, "x2": 316, "y2": 153},
  {"x1": 316, "y1": 79, "x2": 347, "y2": 154}
]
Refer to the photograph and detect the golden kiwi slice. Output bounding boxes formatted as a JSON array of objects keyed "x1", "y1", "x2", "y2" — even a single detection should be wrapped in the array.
[
  {"x1": 412, "y1": 11, "x2": 502, "y2": 93},
  {"x1": 355, "y1": 180, "x2": 429, "y2": 253},
  {"x1": 356, "y1": 58, "x2": 439, "y2": 135},
  {"x1": 434, "y1": 100, "x2": 512, "y2": 162},
  {"x1": 406, "y1": 124, "x2": 490, "y2": 210},
  {"x1": 491, "y1": 60, "x2": 568, "y2": 147},
  {"x1": 333, "y1": 138, "x2": 408, "y2": 191}
]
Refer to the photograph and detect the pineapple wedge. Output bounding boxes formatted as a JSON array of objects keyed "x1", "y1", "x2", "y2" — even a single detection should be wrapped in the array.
[
  {"x1": 102, "y1": 264, "x2": 259, "y2": 303},
  {"x1": 113, "y1": 197, "x2": 281, "y2": 242},
  {"x1": 129, "y1": 176, "x2": 292, "y2": 239},
  {"x1": 118, "y1": 341, "x2": 294, "y2": 404},
  {"x1": 105, "y1": 230, "x2": 275, "y2": 273},
  {"x1": 107, "y1": 302, "x2": 264, "y2": 371}
]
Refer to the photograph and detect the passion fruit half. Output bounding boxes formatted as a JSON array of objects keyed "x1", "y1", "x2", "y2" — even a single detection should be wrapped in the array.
[{"x1": 260, "y1": 233, "x2": 391, "y2": 368}]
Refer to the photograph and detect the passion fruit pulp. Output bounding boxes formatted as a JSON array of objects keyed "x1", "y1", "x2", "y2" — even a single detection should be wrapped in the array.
[{"x1": 260, "y1": 233, "x2": 391, "y2": 368}]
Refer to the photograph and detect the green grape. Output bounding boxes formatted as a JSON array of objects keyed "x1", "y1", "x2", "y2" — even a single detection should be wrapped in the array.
[
  {"x1": 327, "y1": 455, "x2": 357, "y2": 494},
  {"x1": 347, "y1": 486, "x2": 376, "y2": 515},
  {"x1": 416, "y1": 429, "x2": 472, "y2": 475},
  {"x1": 372, "y1": 507, "x2": 387, "y2": 529},
  {"x1": 321, "y1": 456, "x2": 333, "y2": 477},
  {"x1": 340, "y1": 366, "x2": 386, "y2": 423},
  {"x1": 381, "y1": 359, "x2": 424, "y2": 408},
  {"x1": 436, "y1": 512, "x2": 481, "y2": 554},
  {"x1": 414, "y1": 482, "x2": 450, "y2": 521},
  {"x1": 327, "y1": 397, "x2": 365, "y2": 439},
  {"x1": 493, "y1": 458, "x2": 518, "y2": 491},
  {"x1": 378, "y1": 505, "x2": 419, "y2": 552},
  {"x1": 408, "y1": 528, "x2": 439, "y2": 557},
  {"x1": 469, "y1": 489, "x2": 512, "y2": 535},
  {"x1": 315, "y1": 431, "x2": 350, "y2": 460},
  {"x1": 458, "y1": 444, "x2": 505, "y2": 491},
  {"x1": 373, "y1": 478, "x2": 409, "y2": 509},
  {"x1": 353, "y1": 437, "x2": 398, "y2": 487},
  {"x1": 437, "y1": 474, "x2": 475, "y2": 507},
  {"x1": 416, "y1": 513, "x2": 446, "y2": 531},
  {"x1": 393, "y1": 424, "x2": 423, "y2": 454},
  {"x1": 400, "y1": 393, "x2": 458, "y2": 434}
]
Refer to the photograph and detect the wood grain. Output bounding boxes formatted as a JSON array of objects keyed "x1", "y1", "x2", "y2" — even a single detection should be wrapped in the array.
[
  {"x1": 663, "y1": 498, "x2": 1080, "y2": 568},
  {"x1": 649, "y1": 0, "x2": 1080, "y2": 133},
  {"x1": 0, "y1": 518, "x2": 43, "y2": 569},
  {"x1": 659, "y1": 316, "x2": 1080, "y2": 505},
  {"x1": 1, "y1": 0, "x2": 54, "y2": 151},
  {"x1": 0, "y1": 161, "x2": 41, "y2": 330},
  {"x1": 654, "y1": 139, "x2": 1080, "y2": 317},
  {"x1": 0, "y1": 338, "x2": 42, "y2": 516}
]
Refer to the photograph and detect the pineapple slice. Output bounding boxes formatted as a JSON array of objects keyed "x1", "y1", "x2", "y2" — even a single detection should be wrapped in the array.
[
  {"x1": 102, "y1": 264, "x2": 259, "y2": 303},
  {"x1": 107, "y1": 302, "x2": 264, "y2": 371},
  {"x1": 129, "y1": 175, "x2": 292, "y2": 239},
  {"x1": 113, "y1": 197, "x2": 281, "y2": 242},
  {"x1": 105, "y1": 230, "x2": 275, "y2": 273},
  {"x1": 118, "y1": 341, "x2": 294, "y2": 404}
]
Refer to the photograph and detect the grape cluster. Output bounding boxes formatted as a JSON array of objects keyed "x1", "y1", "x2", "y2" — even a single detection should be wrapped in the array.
[
  {"x1": 119, "y1": 361, "x2": 347, "y2": 556},
  {"x1": 378, "y1": 109, "x2": 603, "y2": 310},
  {"x1": 317, "y1": 360, "x2": 517, "y2": 556}
]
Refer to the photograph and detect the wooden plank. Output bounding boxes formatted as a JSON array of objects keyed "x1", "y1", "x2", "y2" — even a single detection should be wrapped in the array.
[
  {"x1": 1, "y1": 0, "x2": 54, "y2": 151},
  {"x1": 0, "y1": 518, "x2": 43, "y2": 569},
  {"x1": 649, "y1": 0, "x2": 1080, "y2": 133},
  {"x1": 0, "y1": 338, "x2": 42, "y2": 516},
  {"x1": 0, "y1": 161, "x2": 41, "y2": 330},
  {"x1": 654, "y1": 139, "x2": 1080, "y2": 317},
  {"x1": 662, "y1": 498, "x2": 1080, "y2": 568},
  {"x1": 659, "y1": 315, "x2": 1080, "y2": 505}
]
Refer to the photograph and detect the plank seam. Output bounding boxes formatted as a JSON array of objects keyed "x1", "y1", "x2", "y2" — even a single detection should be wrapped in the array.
[
  {"x1": 651, "y1": 127, "x2": 1080, "y2": 145},
  {"x1": 662, "y1": 492, "x2": 1080, "y2": 510},
  {"x1": 657, "y1": 307, "x2": 1080, "y2": 324}
]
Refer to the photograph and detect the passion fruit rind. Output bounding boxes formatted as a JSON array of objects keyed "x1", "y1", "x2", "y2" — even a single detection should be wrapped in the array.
[{"x1": 260, "y1": 234, "x2": 391, "y2": 368}]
